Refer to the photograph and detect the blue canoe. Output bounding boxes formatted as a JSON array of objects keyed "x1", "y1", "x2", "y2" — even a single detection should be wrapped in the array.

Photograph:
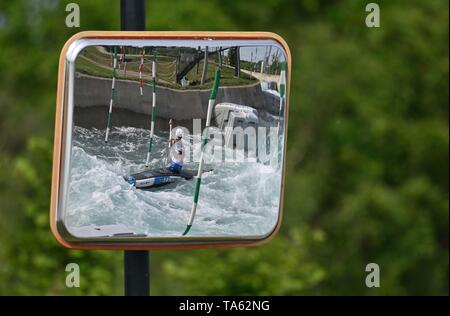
[{"x1": 123, "y1": 168, "x2": 194, "y2": 189}]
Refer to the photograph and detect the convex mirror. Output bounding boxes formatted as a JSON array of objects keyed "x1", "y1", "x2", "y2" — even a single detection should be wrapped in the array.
[{"x1": 51, "y1": 31, "x2": 291, "y2": 249}]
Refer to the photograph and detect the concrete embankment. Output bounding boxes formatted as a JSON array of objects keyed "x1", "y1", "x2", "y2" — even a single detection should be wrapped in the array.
[{"x1": 73, "y1": 74, "x2": 279, "y2": 129}]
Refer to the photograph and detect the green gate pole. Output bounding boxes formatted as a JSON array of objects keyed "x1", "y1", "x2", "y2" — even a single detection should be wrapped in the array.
[
  {"x1": 183, "y1": 69, "x2": 221, "y2": 236},
  {"x1": 139, "y1": 48, "x2": 144, "y2": 96},
  {"x1": 276, "y1": 62, "x2": 286, "y2": 168},
  {"x1": 145, "y1": 51, "x2": 157, "y2": 167}
]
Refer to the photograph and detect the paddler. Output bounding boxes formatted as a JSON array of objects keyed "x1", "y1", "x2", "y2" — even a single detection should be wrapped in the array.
[{"x1": 167, "y1": 128, "x2": 184, "y2": 173}]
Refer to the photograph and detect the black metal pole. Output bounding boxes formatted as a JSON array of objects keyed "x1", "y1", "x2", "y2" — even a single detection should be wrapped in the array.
[
  {"x1": 121, "y1": 0, "x2": 149, "y2": 296},
  {"x1": 121, "y1": 0, "x2": 146, "y2": 31},
  {"x1": 124, "y1": 251, "x2": 149, "y2": 296}
]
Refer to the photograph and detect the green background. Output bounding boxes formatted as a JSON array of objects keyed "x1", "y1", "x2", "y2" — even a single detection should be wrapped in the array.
[{"x1": 0, "y1": 0, "x2": 448, "y2": 295}]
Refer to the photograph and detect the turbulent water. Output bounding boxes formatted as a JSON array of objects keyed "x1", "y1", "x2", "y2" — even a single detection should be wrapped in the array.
[{"x1": 66, "y1": 125, "x2": 283, "y2": 237}]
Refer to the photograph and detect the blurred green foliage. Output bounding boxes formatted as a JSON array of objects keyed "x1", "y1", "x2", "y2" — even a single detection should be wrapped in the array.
[{"x1": 0, "y1": 0, "x2": 448, "y2": 295}]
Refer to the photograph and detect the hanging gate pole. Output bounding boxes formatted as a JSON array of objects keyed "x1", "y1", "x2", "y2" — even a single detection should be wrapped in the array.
[
  {"x1": 183, "y1": 69, "x2": 221, "y2": 236},
  {"x1": 145, "y1": 51, "x2": 157, "y2": 167},
  {"x1": 278, "y1": 62, "x2": 286, "y2": 121},
  {"x1": 120, "y1": 0, "x2": 149, "y2": 296},
  {"x1": 105, "y1": 47, "x2": 118, "y2": 142},
  {"x1": 139, "y1": 48, "x2": 145, "y2": 96},
  {"x1": 276, "y1": 62, "x2": 287, "y2": 169}
]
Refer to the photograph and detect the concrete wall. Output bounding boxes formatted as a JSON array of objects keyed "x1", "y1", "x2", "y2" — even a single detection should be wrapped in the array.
[{"x1": 73, "y1": 74, "x2": 279, "y2": 128}]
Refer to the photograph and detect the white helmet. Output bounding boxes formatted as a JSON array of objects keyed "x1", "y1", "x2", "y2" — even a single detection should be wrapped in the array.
[{"x1": 175, "y1": 128, "x2": 183, "y2": 138}]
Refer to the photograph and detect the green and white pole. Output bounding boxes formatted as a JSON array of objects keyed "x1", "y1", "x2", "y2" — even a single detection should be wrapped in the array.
[
  {"x1": 183, "y1": 69, "x2": 221, "y2": 236},
  {"x1": 145, "y1": 52, "x2": 157, "y2": 167},
  {"x1": 105, "y1": 46, "x2": 118, "y2": 142},
  {"x1": 277, "y1": 62, "x2": 286, "y2": 131},
  {"x1": 139, "y1": 48, "x2": 144, "y2": 95},
  {"x1": 276, "y1": 62, "x2": 286, "y2": 168}
]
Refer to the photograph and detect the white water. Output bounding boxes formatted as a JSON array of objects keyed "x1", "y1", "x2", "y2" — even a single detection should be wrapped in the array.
[{"x1": 66, "y1": 126, "x2": 282, "y2": 237}]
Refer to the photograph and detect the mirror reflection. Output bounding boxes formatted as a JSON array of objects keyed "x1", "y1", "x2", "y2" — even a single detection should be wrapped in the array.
[{"x1": 65, "y1": 40, "x2": 288, "y2": 239}]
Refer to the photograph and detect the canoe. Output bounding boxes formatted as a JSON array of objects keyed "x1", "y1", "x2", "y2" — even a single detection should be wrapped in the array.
[{"x1": 123, "y1": 168, "x2": 194, "y2": 189}]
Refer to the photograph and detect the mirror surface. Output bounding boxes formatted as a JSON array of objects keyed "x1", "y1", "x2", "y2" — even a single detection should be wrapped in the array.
[{"x1": 59, "y1": 38, "x2": 288, "y2": 240}]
